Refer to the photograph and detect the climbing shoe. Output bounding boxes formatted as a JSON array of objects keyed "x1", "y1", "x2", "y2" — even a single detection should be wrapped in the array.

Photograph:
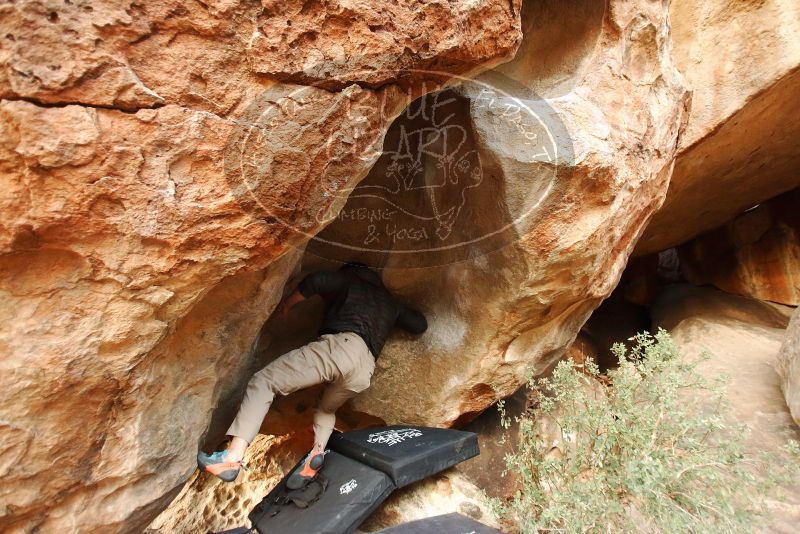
[
  {"x1": 286, "y1": 451, "x2": 325, "y2": 490},
  {"x1": 197, "y1": 449, "x2": 246, "y2": 482}
]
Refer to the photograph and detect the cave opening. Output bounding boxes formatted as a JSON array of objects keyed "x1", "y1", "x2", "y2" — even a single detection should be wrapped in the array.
[{"x1": 303, "y1": 87, "x2": 515, "y2": 271}]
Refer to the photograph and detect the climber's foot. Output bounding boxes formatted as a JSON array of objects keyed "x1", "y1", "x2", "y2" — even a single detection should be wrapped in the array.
[
  {"x1": 197, "y1": 449, "x2": 243, "y2": 482},
  {"x1": 286, "y1": 451, "x2": 325, "y2": 490}
]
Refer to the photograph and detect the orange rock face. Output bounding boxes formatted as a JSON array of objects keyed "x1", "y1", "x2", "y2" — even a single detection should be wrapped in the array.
[
  {"x1": 636, "y1": 0, "x2": 800, "y2": 255},
  {"x1": 0, "y1": 1, "x2": 522, "y2": 532},
  {"x1": 678, "y1": 190, "x2": 800, "y2": 306},
  {"x1": 148, "y1": 433, "x2": 310, "y2": 534},
  {"x1": 778, "y1": 307, "x2": 800, "y2": 427},
  {"x1": 1, "y1": 1, "x2": 521, "y2": 109},
  {"x1": 249, "y1": 0, "x2": 523, "y2": 89},
  {"x1": 336, "y1": 0, "x2": 688, "y2": 427},
  {"x1": 1, "y1": 1, "x2": 692, "y2": 530}
]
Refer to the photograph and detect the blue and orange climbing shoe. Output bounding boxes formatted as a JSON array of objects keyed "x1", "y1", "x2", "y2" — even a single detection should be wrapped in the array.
[
  {"x1": 197, "y1": 449, "x2": 247, "y2": 482},
  {"x1": 286, "y1": 451, "x2": 325, "y2": 490}
]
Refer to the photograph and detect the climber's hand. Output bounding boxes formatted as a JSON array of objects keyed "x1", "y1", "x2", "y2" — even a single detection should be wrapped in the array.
[
  {"x1": 276, "y1": 289, "x2": 305, "y2": 319},
  {"x1": 275, "y1": 300, "x2": 290, "y2": 318}
]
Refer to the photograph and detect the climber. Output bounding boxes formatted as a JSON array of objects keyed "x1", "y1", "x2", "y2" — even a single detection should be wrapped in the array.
[{"x1": 197, "y1": 262, "x2": 427, "y2": 489}]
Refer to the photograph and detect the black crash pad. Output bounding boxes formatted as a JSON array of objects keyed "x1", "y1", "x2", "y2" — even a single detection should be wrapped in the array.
[
  {"x1": 248, "y1": 451, "x2": 394, "y2": 534},
  {"x1": 376, "y1": 513, "x2": 503, "y2": 533},
  {"x1": 328, "y1": 425, "x2": 479, "y2": 488}
]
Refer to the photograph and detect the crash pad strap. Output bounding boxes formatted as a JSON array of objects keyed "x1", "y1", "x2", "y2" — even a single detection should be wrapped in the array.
[{"x1": 376, "y1": 512, "x2": 502, "y2": 533}]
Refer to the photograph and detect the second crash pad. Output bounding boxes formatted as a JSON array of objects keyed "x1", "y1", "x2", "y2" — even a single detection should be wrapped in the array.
[
  {"x1": 328, "y1": 425, "x2": 479, "y2": 488},
  {"x1": 376, "y1": 512, "x2": 503, "y2": 533}
]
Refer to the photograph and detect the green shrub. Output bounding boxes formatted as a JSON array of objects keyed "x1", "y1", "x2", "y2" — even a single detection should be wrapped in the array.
[{"x1": 490, "y1": 330, "x2": 799, "y2": 533}]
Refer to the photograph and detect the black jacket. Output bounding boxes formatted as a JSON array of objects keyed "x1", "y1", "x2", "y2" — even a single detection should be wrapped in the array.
[{"x1": 297, "y1": 266, "x2": 427, "y2": 357}]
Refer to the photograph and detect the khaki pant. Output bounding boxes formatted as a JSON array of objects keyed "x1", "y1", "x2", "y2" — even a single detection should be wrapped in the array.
[{"x1": 227, "y1": 332, "x2": 374, "y2": 450}]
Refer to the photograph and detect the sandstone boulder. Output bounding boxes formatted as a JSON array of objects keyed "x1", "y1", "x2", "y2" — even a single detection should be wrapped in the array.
[
  {"x1": 0, "y1": 89, "x2": 399, "y2": 534},
  {"x1": 0, "y1": 0, "x2": 521, "y2": 109},
  {"x1": 147, "y1": 433, "x2": 308, "y2": 534},
  {"x1": 302, "y1": 0, "x2": 688, "y2": 426},
  {"x1": 678, "y1": 189, "x2": 800, "y2": 306},
  {"x1": 636, "y1": 0, "x2": 800, "y2": 254},
  {"x1": 652, "y1": 285, "x2": 800, "y2": 532},
  {"x1": 358, "y1": 471, "x2": 499, "y2": 533},
  {"x1": 778, "y1": 308, "x2": 800, "y2": 427},
  {"x1": 455, "y1": 349, "x2": 593, "y2": 503},
  {"x1": 0, "y1": 1, "x2": 523, "y2": 531}
]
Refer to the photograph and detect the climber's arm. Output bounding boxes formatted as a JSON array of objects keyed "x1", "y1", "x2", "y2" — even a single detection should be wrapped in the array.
[
  {"x1": 276, "y1": 270, "x2": 346, "y2": 317},
  {"x1": 396, "y1": 304, "x2": 428, "y2": 335},
  {"x1": 297, "y1": 270, "x2": 346, "y2": 297},
  {"x1": 276, "y1": 288, "x2": 306, "y2": 317}
]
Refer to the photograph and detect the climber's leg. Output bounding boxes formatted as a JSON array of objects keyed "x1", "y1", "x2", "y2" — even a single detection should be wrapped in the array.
[
  {"x1": 226, "y1": 336, "x2": 341, "y2": 444},
  {"x1": 312, "y1": 331, "x2": 374, "y2": 450},
  {"x1": 285, "y1": 380, "x2": 360, "y2": 490},
  {"x1": 286, "y1": 333, "x2": 374, "y2": 489},
  {"x1": 313, "y1": 381, "x2": 359, "y2": 451},
  {"x1": 198, "y1": 336, "x2": 340, "y2": 481}
]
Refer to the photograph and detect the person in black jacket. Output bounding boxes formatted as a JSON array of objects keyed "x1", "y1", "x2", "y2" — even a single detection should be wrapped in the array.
[{"x1": 198, "y1": 262, "x2": 427, "y2": 488}]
